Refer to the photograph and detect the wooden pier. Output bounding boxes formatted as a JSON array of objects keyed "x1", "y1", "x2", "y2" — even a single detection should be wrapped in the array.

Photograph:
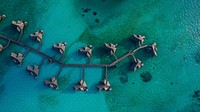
[
  {"x1": 39, "y1": 58, "x2": 46, "y2": 68},
  {"x1": 56, "y1": 66, "x2": 64, "y2": 78},
  {"x1": 0, "y1": 18, "x2": 157, "y2": 91},
  {"x1": 3, "y1": 40, "x2": 10, "y2": 49},
  {"x1": 0, "y1": 34, "x2": 148, "y2": 68},
  {"x1": 17, "y1": 30, "x2": 23, "y2": 41}
]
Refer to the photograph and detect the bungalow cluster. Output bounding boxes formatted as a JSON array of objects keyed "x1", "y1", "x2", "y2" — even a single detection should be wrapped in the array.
[{"x1": 0, "y1": 15, "x2": 157, "y2": 92}]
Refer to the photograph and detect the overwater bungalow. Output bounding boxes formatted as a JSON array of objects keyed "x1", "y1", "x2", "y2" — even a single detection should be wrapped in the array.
[
  {"x1": 44, "y1": 77, "x2": 59, "y2": 89},
  {"x1": 131, "y1": 34, "x2": 145, "y2": 46},
  {"x1": 78, "y1": 45, "x2": 92, "y2": 58},
  {"x1": 104, "y1": 43, "x2": 117, "y2": 55},
  {"x1": 73, "y1": 80, "x2": 88, "y2": 91},
  {"x1": 97, "y1": 79, "x2": 112, "y2": 91},
  {"x1": 26, "y1": 65, "x2": 39, "y2": 78},
  {"x1": 146, "y1": 43, "x2": 158, "y2": 57},
  {"x1": 11, "y1": 52, "x2": 24, "y2": 66},
  {"x1": 30, "y1": 30, "x2": 44, "y2": 42},
  {"x1": 0, "y1": 15, "x2": 6, "y2": 21},
  {"x1": 130, "y1": 57, "x2": 144, "y2": 72},
  {"x1": 0, "y1": 44, "x2": 3, "y2": 52},
  {"x1": 12, "y1": 20, "x2": 28, "y2": 32},
  {"x1": 52, "y1": 42, "x2": 67, "y2": 54}
]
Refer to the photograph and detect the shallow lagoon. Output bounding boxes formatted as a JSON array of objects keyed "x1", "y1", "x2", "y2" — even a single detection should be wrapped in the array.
[{"x1": 0, "y1": 0, "x2": 200, "y2": 112}]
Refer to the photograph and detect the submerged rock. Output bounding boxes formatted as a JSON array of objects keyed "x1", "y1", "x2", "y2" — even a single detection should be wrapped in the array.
[
  {"x1": 140, "y1": 72, "x2": 152, "y2": 82},
  {"x1": 193, "y1": 90, "x2": 200, "y2": 100},
  {"x1": 93, "y1": 12, "x2": 97, "y2": 16},
  {"x1": 194, "y1": 51, "x2": 200, "y2": 63},
  {"x1": 119, "y1": 76, "x2": 128, "y2": 84},
  {"x1": 95, "y1": 19, "x2": 100, "y2": 23},
  {"x1": 83, "y1": 8, "x2": 91, "y2": 13}
]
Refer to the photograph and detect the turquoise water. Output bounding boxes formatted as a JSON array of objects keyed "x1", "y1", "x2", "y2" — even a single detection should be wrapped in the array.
[{"x1": 0, "y1": 0, "x2": 200, "y2": 112}]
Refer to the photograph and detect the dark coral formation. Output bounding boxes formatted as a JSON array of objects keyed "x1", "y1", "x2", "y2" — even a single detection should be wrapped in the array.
[
  {"x1": 95, "y1": 19, "x2": 100, "y2": 23},
  {"x1": 81, "y1": 8, "x2": 100, "y2": 24},
  {"x1": 194, "y1": 51, "x2": 200, "y2": 63},
  {"x1": 83, "y1": 8, "x2": 91, "y2": 13},
  {"x1": 120, "y1": 76, "x2": 128, "y2": 84},
  {"x1": 193, "y1": 90, "x2": 200, "y2": 100},
  {"x1": 140, "y1": 71, "x2": 152, "y2": 82},
  {"x1": 93, "y1": 12, "x2": 97, "y2": 16}
]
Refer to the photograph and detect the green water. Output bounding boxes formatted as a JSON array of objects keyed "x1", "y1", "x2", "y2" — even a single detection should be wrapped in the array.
[{"x1": 0, "y1": 0, "x2": 200, "y2": 112}]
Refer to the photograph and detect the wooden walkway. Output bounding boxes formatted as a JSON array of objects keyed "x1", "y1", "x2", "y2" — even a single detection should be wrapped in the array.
[
  {"x1": 0, "y1": 19, "x2": 156, "y2": 91},
  {"x1": 109, "y1": 51, "x2": 133, "y2": 66},
  {"x1": 17, "y1": 30, "x2": 23, "y2": 41},
  {"x1": 3, "y1": 40, "x2": 10, "y2": 49},
  {"x1": 39, "y1": 58, "x2": 46, "y2": 68},
  {"x1": 0, "y1": 34, "x2": 148, "y2": 68}
]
